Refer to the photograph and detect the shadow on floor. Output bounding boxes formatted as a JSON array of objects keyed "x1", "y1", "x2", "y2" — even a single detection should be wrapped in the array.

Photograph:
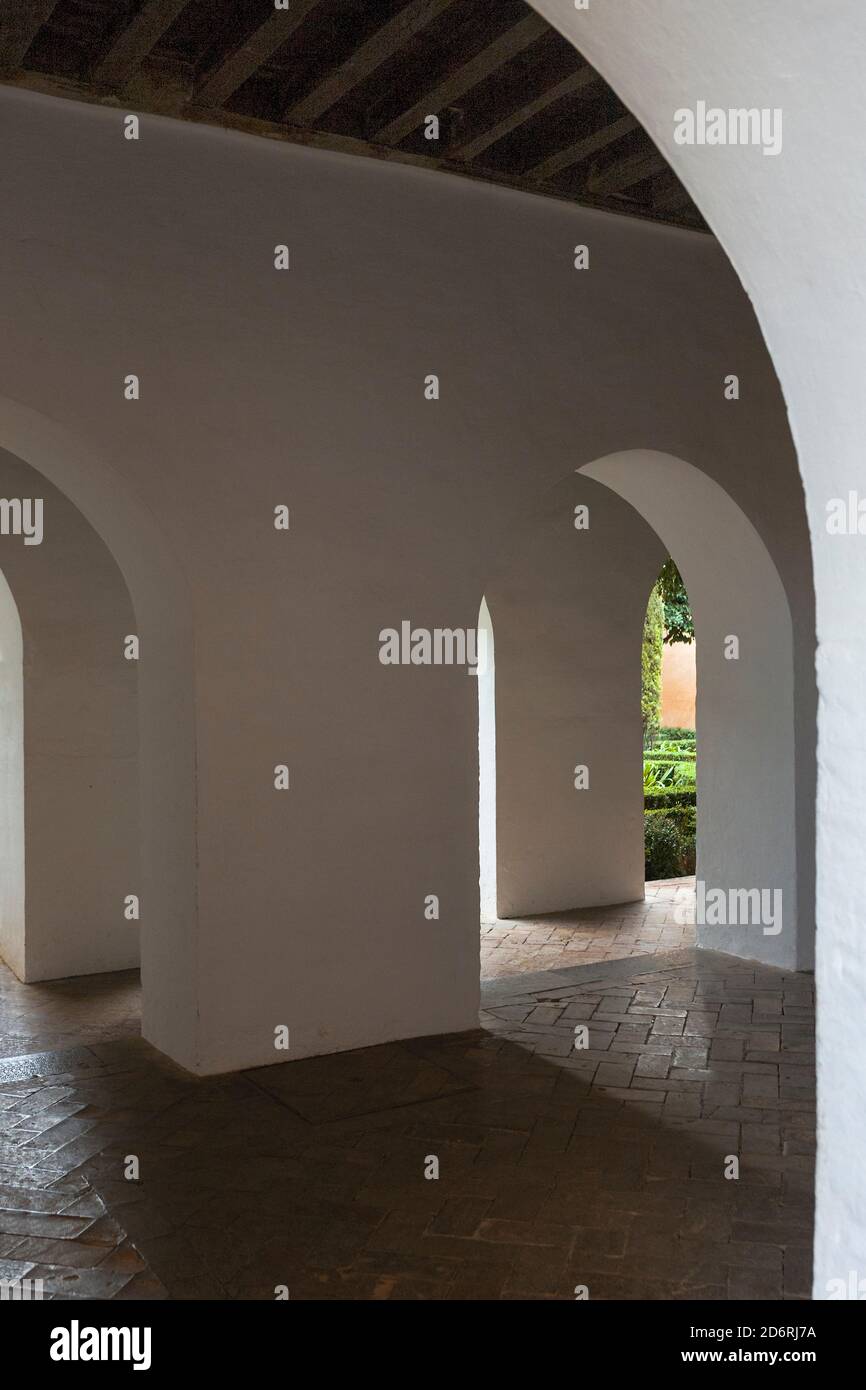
[{"x1": 0, "y1": 946, "x2": 813, "y2": 1300}]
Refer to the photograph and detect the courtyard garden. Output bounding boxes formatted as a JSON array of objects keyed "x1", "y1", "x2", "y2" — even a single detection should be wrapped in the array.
[{"x1": 642, "y1": 560, "x2": 696, "y2": 879}]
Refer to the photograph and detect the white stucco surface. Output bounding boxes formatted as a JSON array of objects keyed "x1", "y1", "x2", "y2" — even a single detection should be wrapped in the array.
[
  {"x1": 0, "y1": 449, "x2": 139, "y2": 981},
  {"x1": 0, "y1": 84, "x2": 814, "y2": 1086},
  {"x1": 583, "y1": 450, "x2": 799, "y2": 970},
  {"x1": 532, "y1": 0, "x2": 864, "y2": 1303},
  {"x1": 488, "y1": 473, "x2": 664, "y2": 918}
]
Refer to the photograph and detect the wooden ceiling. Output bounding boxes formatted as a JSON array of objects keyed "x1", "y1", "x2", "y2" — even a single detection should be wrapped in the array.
[{"x1": 0, "y1": 0, "x2": 705, "y2": 231}]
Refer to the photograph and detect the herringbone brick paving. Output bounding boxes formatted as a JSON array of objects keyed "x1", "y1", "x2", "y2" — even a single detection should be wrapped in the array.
[
  {"x1": 0, "y1": 934, "x2": 814, "y2": 1300},
  {"x1": 481, "y1": 879, "x2": 696, "y2": 979}
]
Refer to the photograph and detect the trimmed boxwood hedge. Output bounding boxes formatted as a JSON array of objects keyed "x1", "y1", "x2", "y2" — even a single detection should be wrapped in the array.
[
  {"x1": 645, "y1": 805, "x2": 696, "y2": 878},
  {"x1": 644, "y1": 814, "x2": 681, "y2": 879},
  {"x1": 644, "y1": 789, "x2": 697, "y2": 810}
]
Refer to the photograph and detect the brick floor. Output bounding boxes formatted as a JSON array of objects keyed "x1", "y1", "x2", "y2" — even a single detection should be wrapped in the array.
[
  {"x1": 0, "y1": 964, "x2": 140, "y2": 1058},
  {"x1": 0, "y1": 936, "x2": 813, "y2": 1301},
  {"x1": 482, "y1": 878, "x2": 697, "y2": 979}
]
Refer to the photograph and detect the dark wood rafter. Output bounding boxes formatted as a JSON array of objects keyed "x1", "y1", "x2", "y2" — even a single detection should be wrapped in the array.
[
  {"x1": 526, "y1": 113, "x2": 638, "y2": 181},
  {"x1": 196, "y1": 0, "x2": 323, "y2": 108},
  {"x1": 587, "y1": 150, "x2": 667, "y2": 198},
  {"x1": 452, "y1": 63, "x2": 598, "y2": 161},
  {"x1": 93, "y1": 0, "x2": 190, "y2": 88},
  {"x1": 0, "y1": 0, "x2": 706, "y2": 232},
  {"x1": 286, "y1": 0, "x2": 459, "y2": 126},
  {"x1": 374, "y1": 12, "x2": 548, "y2": 146},
  {"x1": 0, "y1": 0, "x2": 61, "y2": 72}
]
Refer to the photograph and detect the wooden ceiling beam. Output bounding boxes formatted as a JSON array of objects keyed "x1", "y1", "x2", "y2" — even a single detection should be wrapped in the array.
[
  {"x1": 93, "y1": 0, "x2": 190, "y2": 89},
  {"x1": 195, "y1": 0, "x2": 322, "y2": 108},
  {"x1": 526, "y1": 112, "x2": 637, "y2": 181},
  {"x1": 286, "y1": 0, "x2": 459, "y2": 126},
  {"x1": 0, "y1": 0, "x2": 61, "y2": 73},
  {"x1": 587, "y1": 149, "x2": 667, "y2": 197},
  {"x1": 375, "y1": 11, "x2": 548, "y2": 147},
  {"x1": 453, "y1": 62, "x2": 598, "y2": 162}
]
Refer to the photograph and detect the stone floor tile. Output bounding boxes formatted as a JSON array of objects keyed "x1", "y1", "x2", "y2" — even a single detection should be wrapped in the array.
[{"x1": 0, "y1": 898, "x2": 815, "y2": 1302}]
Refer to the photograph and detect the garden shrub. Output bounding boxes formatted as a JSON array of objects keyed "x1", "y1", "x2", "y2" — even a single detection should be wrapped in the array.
[
  {"x1": 645, "y1": 807, "x2": 696, "y2": 877},
  {"x1": 644, "y1": 789, "x2": 697, "y2": 810},
  {"x1": 644, "y1": 814, "x2": 683, "y2": 880}
]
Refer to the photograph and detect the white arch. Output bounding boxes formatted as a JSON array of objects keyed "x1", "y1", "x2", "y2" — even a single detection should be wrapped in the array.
[
  {"x1": 0, "y1": 396, "x2": 200, "y2": 1069},
  {"x1": 529, "y1": 0, "x2": 858, "y2": 1287},
  {"x1": 581, "y1": 449, "x2": 802, "y2": 969}
]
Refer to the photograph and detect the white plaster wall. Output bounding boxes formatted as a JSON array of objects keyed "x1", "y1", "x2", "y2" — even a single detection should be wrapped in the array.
[
  {"x1": 0, "y1": 449, "x2": 139, "y2": 981},
  {"x1": 0, "y1": 86, "x2": 815, "y2": 1080},
  {"x1": 531, "y1": 0, "x2": 862, "y2": 1305},
  {"x1": 488, "y1": 474, "x2": 664, "y2": 917},
  {"x1": 0, "y1": 565, "x2": 24, "y2": 979},
  {"x1": 0, "y1": 401, "x2": 198, "y2": 1065}
]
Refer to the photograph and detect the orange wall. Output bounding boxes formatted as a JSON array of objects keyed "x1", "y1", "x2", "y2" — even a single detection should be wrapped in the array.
[{"x1": 661, "y1": 640, "x2": 696, "y2": 729}]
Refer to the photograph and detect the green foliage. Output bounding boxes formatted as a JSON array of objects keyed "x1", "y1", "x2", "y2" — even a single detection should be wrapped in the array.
[
  {"x1": 644, "y1": 814, "x2": 683, "y2": 880},
  {"x1": 644, "y1": 789, "x2": 697, "y2": 809},
  {"x1": 657, "y1": 558, "x2": 695, "y2": 646},
  {"x1": 643, "y1": 758, "x2": 696, "y2": 791},
  {"x1": 645, "y1": 806, "x2": 697, "y2": 879},
  {"x1": 641, "y1": 583, "x2": 664, "y2": 740}
]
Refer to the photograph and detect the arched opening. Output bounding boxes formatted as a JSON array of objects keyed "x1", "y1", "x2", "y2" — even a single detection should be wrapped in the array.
[
  {"x1": 0, "y1": 447, "x2": 139, "y2": 1001},
  {"x1": 642, "y1": 559, "x2": 697, "y2": 895},
  {"x1": 0, "y1": 565, "x2": 24, "y2": 981},
  {"x1": 583, "y1": 449, "x2": 805, "y2": 972},
  {"x1": 0, "y1": 401, "x2": 199, "y2": 1069},
  {"x1": 479, "y1": 450, "x2": 807, "y2": 981}
]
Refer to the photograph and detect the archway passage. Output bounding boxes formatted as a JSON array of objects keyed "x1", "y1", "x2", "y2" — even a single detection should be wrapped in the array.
[
  {"x1": 582, "y1": 450, "x2": 805, "y2": 973},
  {"x1": 0, "y1": 403, "x2": 198, "y2": 1072},
  {"x1": 0, "y1": 564, "x2": 23, "y2": 980},
  {"x1": 642, "y1": 562, "x2": 697, "y2": 887},
  {"x1": 479, "y1": 452, "x2": 808, "y2": 982},
  {"x1": 0, "y1": 448, "x2": 139, "y2": 985}
]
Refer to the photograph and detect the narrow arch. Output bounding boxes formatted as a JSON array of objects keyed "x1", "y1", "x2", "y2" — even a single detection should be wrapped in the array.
[
  {"x1": 477, "y1": 595, "x2": 497, "y2": 923},
  {"x1": 581, "y1": 448, "x2": 806, "y2": 970},
  {"x1": 479, "y1": 452, "x2": 808, "y2": 975},
  {"x1": 0, "y1": 449, "x2": 139, "y2": 984},
  {"x1": 0, "y1": 565, "x2": 24, "y2": 979},
  {"x1": 0, "y1": 397, "x2": 200, "y2": 1069}
]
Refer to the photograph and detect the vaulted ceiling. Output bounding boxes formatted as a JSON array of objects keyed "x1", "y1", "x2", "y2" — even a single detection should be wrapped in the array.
[{"x1": 0, "y1": 0, "x2": 705, "y2": 231}]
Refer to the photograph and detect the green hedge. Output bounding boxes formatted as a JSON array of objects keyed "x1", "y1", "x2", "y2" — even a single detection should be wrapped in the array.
[
  {"x1": 644, "y1": 815, "x2": 681, "y2": 879},
  {"x1": 647, "y1": 805, "x2": 696, "y2": 839},
  {"x1": 644, "y1": 789, "x2": 697, "y2": 810},
  {"x1": 645, "y1": 805, "x2": 696, "y2": 878}
]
